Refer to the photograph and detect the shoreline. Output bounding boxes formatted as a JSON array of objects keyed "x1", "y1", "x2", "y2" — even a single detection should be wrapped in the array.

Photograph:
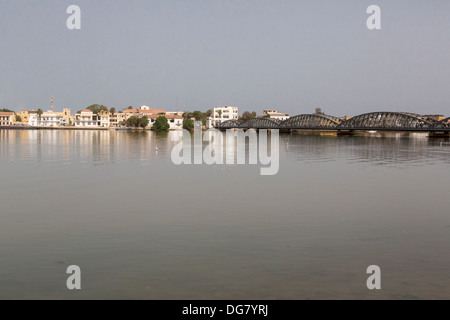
[{"x1": 0, "y1": 126, "x2": 109, "y2": 130}]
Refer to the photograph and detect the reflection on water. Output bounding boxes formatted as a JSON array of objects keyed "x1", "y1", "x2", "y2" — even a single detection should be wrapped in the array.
[
  {"x1": 0, "y1": 130, "x2": 181, "y2": 166},
  {"x1": 0, "y1": 129, "x2": 449, "y2": 300},
  {"x1": 2, "y1": 130, "x2": 449, "y2": 167}
]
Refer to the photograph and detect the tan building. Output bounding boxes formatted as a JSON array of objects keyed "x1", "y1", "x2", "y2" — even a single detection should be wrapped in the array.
[
  {"x1": 0, "y1": 112, "x2": 15, "y2": 126},
  {"x1": 259, "y1": 109, "x2": 290, "y2": 120},
  {"x1": 17, "y1": 110, "x2": 31, "y2": 124},
  {"x1": 110, "y1": 112, "x2": 128, "y2": 127},
  {"x1": 424, "y1": 115, "x2": 445, "y2": 121}
]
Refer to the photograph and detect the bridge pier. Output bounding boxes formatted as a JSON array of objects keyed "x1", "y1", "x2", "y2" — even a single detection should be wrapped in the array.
[{"x1": 428, "y1": 132, "x2": 449, "y2": 138}]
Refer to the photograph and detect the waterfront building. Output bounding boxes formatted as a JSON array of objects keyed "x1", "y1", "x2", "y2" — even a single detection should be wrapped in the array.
[
  {"x1": 74, "y1": 109, "x2": 110, "y2": 128},
  {"x1": 138, "y1": 106, "x2": 166, "y2": 114},
  {"x1": 146, "y1": 114, "x2": 183, "y2": 130},
  {"x1": 123, "y1": 108, "x2": 139, "y2": 116},
  {"x1": 17, "y1": 110, "x2": 31, "y2": 124},
  {"x1": 109, "y1": 112, "x2": 128, "y2": 127},
  {"x1": 28, "y1": 109, "x2": 72, "y2": 127},
  {"x1": 134, "y1": 106, "x2": 183, "y2": 130},
  {"x1": 29, "y1": 112, "x2": 64, "y2": 127},
  {"x1": 59, "y1": 108, "x2": 72, "y2": 125},
  {"x1": 137, "y1": 106, "x2": 167, "y2": 117},
  {"x1": 212, "y1": 106, "x2": 239, "y2": 126},
  {"x1": 259, "y1": 109, "x2": 290, "y2": 120},
  {"x1": 166, "y1": 111, "x2": 184, "y2": 116},
  {"x1": 0, "y1": 112, "x2": 15, "y2": 126}
]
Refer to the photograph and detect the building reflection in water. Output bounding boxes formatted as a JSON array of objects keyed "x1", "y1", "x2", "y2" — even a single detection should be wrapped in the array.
[{"x1": 0, "y1": 129, "x2": 449, "y2": 167}]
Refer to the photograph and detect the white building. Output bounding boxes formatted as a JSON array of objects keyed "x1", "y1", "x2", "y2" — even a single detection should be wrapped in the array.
[
  {"x1": 146, "y1": 114, "x2": 183, "y2": 130},
  {"x1": 0, "y1": 112, "x2": 15, "y2": 126},
  {"x1": 212, "y1": 106, "x2": 239, "y2": 126},
  {"x1": 74, "y1": 110, "x2": 110, "y2": 128},
  {"x1": 29, "y1": 112, "x2": 65, "y2": 127},
  {"x1": 259, "y1": 109, "x2": 290, "y2": 120}
]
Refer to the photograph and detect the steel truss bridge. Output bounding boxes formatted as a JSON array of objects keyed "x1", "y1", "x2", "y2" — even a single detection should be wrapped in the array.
[{"x1": 216, "y1": 112, "x2": 450, "y2": 134}]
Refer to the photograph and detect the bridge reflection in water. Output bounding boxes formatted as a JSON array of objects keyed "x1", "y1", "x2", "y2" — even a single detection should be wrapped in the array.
[{"x1": 217, "y1": 112, "x2": 450, "y2": 136}]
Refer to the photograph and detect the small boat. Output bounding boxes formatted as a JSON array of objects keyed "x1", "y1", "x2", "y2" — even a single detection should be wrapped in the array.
[{"x1": 116, "y1": 126, "x2": 130, "y2": 131}]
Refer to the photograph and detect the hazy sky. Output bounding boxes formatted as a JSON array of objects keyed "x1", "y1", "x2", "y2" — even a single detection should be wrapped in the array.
[{"x1": 0, "y1": 0, "x2": 449, "y2": 116}]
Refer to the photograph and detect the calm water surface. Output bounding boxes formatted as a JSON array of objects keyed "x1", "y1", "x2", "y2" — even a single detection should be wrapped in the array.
[{"x1": 0, "y1": 129, "x2": 449, "y2": 299}]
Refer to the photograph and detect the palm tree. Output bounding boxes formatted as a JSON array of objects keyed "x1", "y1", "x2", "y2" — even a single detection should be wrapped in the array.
[{"x1": 37, "y1": 109, "x2": 43, "y2": 126}]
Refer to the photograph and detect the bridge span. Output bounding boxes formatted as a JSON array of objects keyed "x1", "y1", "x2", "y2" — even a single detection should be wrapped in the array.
[{"x1": 216, "y1": 112, "x2": 450, "y2": 136}]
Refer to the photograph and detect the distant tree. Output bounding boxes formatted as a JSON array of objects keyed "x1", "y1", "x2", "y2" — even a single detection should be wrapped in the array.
[
  {"x1": 191, "y1": 111, "x2": 203, "y2": 121},
  {"x1": 15, "y1": 114, "x2": 22, "y2": 122},
  {"x1": 217, "y1": 110, "x2": 222, "y2": 118},
  {"x1": 240, "y1": 111, "x2": 257, "y2": 121},
  {"x1": 36, "y1": 109, "x2": 44, "y2": 126},
  {"x1": 125, "y1": 116, "x2": 140, "y2": 127},
  {"x1": 263, "y1": 114, "x2": 271, "y2": 118},
  {"x1": 152, "y1": 116, "x2": 170, "y2": 131},
  {"x1": 139, "y1": 116, "x2": 149, "y2": 128},
  {"x1": 110, "y1": 108, "x2": 116, "y2": 115},
  {"x1": 87, "y1": 104, "x2": 108, "y2": 114},
  {"x1": 181, "y1": 110, "x2": 214, "y2": 125},
  {"x1": 0, "y1": 108, "x2": 13, "y2": 113},
  {"x1": 315, "y1": 108, "x2": 324, "y2": 115},
  {"x1": 127, "y1": 106, "x2": 133, "y2": 109},
  {"x1": 183, "y1": 119, "x2": 194, "y2": 130}
]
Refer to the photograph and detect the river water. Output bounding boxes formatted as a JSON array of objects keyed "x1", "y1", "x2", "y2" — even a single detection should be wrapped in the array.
[{"x1": 0, "y1": 129, "x2": 449, "y2": 299}]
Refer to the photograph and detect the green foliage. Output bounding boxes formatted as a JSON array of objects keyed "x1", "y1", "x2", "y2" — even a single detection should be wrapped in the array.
[
  {"x1": 315, "y1": 108, "x2": 324, "y2": 115},
  {"x1": 240, "y1": 111, "x2": 257, "y2": 121},
  {"x1": 125, "y1": 116, "x2": 139, "y2": 127},
  {"x1": 15, "y1": 115, "x2": 22, "y2": 122},
  {"x1": 37, "y1": 109, "x2": 44, "y2": 117},
  {"x1": 127, "y1": 106, "x2": 133, "y2": 109},
  {"x1": 182, "y1": 110, "x2": 214, "y2": 125},
  {"x1": 152, "y1": 116, "x2": 170, "y2": 131},
  {"x1": 110, "y1": 108, "x2": 116, "y2": 115},
  {"x1": 139, "y1": 116, "x2": 149, "y2": 128},
  {"x1": 125, "y1": 116, "x2": 149, "y2": 128},
  {"x1": 183, "y1": 119, "x2": 194, "y2": 130},
  {"x1": 87, "y1": 104, "x2": 108, "y2": 114},
  {"x1": 0, "y1": 108, "x2": 13, "y2": 113}
]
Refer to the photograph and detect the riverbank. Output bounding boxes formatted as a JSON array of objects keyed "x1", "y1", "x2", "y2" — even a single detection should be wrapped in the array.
[
  {"x1": 0, "y1": 126, "x2": 185, "y2": 131},
  {"x1": 0, "y1": 126, "x2": 110, "y2": 130}
]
